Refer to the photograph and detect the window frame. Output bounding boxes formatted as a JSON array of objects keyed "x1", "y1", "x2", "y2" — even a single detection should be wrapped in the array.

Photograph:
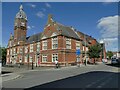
[
  {"x1": 42, "y1": 55, "x2": 47, "y2": 62},
  {"x1": 66, "y1": 38, "x2": 71, "y2": 49},
  {"x1": 42, "y1": 40, "x2": 47, "y2": 50},
  {"x1": 52, "y1": 37, "x2": 58, "y2": 49},
  {"x1": 37, "y1": 42, "x2": 40, "y2": 52},
  {"x1": 52, "y1": 54, "x2": 58, "y2": 62},
  {"x1": 30, "y1": 44, "x2": 33, "y2": 52},
  {"x1": 76, "y1": 41, "x2": 80, "y2": 50}
]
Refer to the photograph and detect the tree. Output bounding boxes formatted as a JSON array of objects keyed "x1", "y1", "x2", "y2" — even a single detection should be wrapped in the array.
[
  {"x1": 106, "y1": 51, "x2": 113, "y2": 59},
  {"x1": 87, "y1": 44, "x2": 102, "y2": 64},
  {"x1": 1, "y1": 47, "x2": 7, "y2": 66}
]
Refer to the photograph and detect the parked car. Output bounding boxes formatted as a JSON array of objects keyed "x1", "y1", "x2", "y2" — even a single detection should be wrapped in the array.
[
  {"x1": 118, "y1": 58, "x2": 120, "y2": 64},
  {"x1": 111, "y1": 58, "x2": 118, "y2": 65}
]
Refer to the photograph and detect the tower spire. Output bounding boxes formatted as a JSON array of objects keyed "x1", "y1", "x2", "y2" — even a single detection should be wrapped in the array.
[{"x1": 20, "y1": 4, "x2": 23, "y2": 11}]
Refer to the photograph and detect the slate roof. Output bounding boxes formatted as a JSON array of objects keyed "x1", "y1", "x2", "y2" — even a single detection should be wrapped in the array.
[
  {"x1": 56, "y1": 22, "x2": 80, "y2": 40},
  {"x1": 26, "y1": 32, "x2": 42, "y2": 44}
]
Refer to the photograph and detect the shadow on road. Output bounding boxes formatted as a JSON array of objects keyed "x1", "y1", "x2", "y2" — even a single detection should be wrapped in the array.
[
  {"x1": 1, "y1": 71, "x2": 13, "y2": 74},
  {"x1": 105, "y1": 63, "x2": 120, "y2": 68},
  {"x1": 25, "y1": 71, "x2": 119, "y2": 89}
]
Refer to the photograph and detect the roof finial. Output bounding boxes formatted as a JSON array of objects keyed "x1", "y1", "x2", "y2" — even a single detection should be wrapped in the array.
[
  {"x1": 47, "y1": 14, "x2": 54, "y2": 25},
  {"x1": 20, "y1": 4, "x2": 23, "y2": 11}
]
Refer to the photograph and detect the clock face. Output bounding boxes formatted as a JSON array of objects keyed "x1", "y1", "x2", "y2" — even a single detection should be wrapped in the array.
[{"x1": 21, "y1": 22, "x2": 25, "y2": 26}]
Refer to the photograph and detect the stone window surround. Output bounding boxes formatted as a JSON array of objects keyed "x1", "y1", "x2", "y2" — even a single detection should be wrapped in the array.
[
  {"x1": 42, "y1": 55, "x2": 47, "y2": 62},
  {"x1": 52, "y1": 37, "x2": 58, "y2": 49},
  {"x1": 42, "y1": 40, "x2": 47, "y2": 50},
  {"x1": 66, "y1": 37, "x2": 71, "y2": 49}
]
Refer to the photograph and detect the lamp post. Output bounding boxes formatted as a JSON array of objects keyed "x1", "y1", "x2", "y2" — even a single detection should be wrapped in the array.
[
  {"x1": 27, "y1": 54, "x2": 29, "y2": 70},
  {"x1": 36, "y1": 54, "x2": 37, "y2": 67},
  {"x1": 31, "y1": 57, "x2": 33, "y2": 70},
  {"x1": 84, "y1": 34, "x2": 87, "y2": 66},
  {"x1": 12, "y1": 55, "x2": 14, "y2": 65},
  {"x1": 36, "y1": 53, "x2": 40, "y2": 67}
]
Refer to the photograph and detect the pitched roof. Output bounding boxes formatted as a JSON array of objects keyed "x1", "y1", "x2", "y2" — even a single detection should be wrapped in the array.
[
  {"x1": 56, "y1": 22, "x2": 80, "y2": 40},
  {"x1": 26, "y1": 32, "x2": 42, "y2": 44}
]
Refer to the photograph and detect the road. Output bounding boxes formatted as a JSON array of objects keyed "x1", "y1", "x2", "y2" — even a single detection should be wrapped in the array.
[{"x1": 2, "y1": 63, "x2": 119, "y2": 89}]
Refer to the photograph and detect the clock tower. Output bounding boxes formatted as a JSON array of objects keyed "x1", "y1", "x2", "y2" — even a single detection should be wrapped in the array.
[{"x1": 14, "y1": 5, "x2": 27, "y2": 44}]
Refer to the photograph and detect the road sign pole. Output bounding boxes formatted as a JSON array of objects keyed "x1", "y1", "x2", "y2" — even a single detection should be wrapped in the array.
[{"x1": 76, "y1": 49, "x2": 81, "y2": 67}]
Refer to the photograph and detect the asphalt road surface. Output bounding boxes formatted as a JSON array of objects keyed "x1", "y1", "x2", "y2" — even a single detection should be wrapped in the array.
[{"x1": 2, "y1": 63, "x2": 119, "y2": 89}]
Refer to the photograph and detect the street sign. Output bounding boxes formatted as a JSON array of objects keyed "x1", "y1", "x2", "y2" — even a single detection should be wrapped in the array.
[{"x1": 76, "y1": 49, "x2": 81, "y2": 55}]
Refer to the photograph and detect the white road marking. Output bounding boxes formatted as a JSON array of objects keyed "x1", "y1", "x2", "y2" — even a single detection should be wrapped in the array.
[
  {"x1": 86, "y1": 74, "x2": 113, "y2": 88},
  {"x1": 96, "y1": 77, "x2": 113, "y2": 88}
]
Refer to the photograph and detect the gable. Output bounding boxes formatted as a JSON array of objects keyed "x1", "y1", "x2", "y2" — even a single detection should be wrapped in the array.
[
  {"x1": 41, "y1": 35, "x2": 47, "y2": 40},
  {"x1": 51, "y1": 32, "x2": 58, "y2": 37}
]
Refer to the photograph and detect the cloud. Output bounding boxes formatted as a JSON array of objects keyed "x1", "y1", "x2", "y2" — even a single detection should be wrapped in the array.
[
  {"x1": 97, "y1": 15, "x2": 118, "y2": 51},
  {"x1": 97, "y1": 15, "x2": 118, "y2": 38},
  {"x1": 45, "y1": 3, "x2": 51, "y2": 8},
  {"x1": 27, "y1": 26, "x2": 31, "y2": 29},
  {"x1": 99, "y1": 38, "x2": 118, "y2": 51},
  {"x1": 27, "y1": 3, "x2": 36, "y2": 8},
  {"x1": 36, "y1": 11, "x2": 45, "y2": 18},
  {"x1": 102, "y1": 37, "x2": 118, "y2": 41},
  {"x1": 27, "y1": 25, "x2": 35, "y2": 30}
]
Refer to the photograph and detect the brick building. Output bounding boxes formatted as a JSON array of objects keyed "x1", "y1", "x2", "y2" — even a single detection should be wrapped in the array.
[{"x1": 6, "y1": 5, "x2": 100, "y2": 66}]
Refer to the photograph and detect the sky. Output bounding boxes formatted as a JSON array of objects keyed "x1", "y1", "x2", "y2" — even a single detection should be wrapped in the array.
[{"x1": 2, "y1": 2, "x2": 118, "y2": 51}]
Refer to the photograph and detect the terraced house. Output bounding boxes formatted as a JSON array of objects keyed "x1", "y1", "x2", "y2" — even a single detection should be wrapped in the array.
[{"x1": 6, "y1": 5, "x2": 101, "y2": 66}]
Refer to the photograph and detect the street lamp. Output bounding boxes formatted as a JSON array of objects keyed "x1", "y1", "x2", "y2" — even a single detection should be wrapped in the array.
[
  {"x1": 84, "y1": 34, "x2": 87, "y2": 66},
  {"x1": 12, "y1": 55, "x2": 14, "y2": 65},
  {"x1": 27, "y1": 54, "x2": 29, "y2": 70},
  {"x1": 36, "y1": 53, "x2": 40, "y2": 67},
  {"x1": 31, "y1": 57, "x2": 34, "y2": 70}
]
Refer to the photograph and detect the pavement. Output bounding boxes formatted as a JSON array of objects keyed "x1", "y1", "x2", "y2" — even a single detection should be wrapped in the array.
[
  {"x1": 1, "y1": 62, "x2": 102, "y2": 82},
  {"x1": 1, "y1": 66, "x2": 52, "y2": 82},
  {"x1": 2, "y1": 62, "x2": 119, "y2": 89}
]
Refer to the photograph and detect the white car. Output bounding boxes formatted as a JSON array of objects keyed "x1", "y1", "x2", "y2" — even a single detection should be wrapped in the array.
[{"x1": 111, "y1": 58, "x2": 118, "y2": 65}]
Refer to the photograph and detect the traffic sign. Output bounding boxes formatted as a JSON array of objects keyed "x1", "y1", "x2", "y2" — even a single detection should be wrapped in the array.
[{"x1": 76, "y1": 49, "x2": 81, "y2": 55}]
